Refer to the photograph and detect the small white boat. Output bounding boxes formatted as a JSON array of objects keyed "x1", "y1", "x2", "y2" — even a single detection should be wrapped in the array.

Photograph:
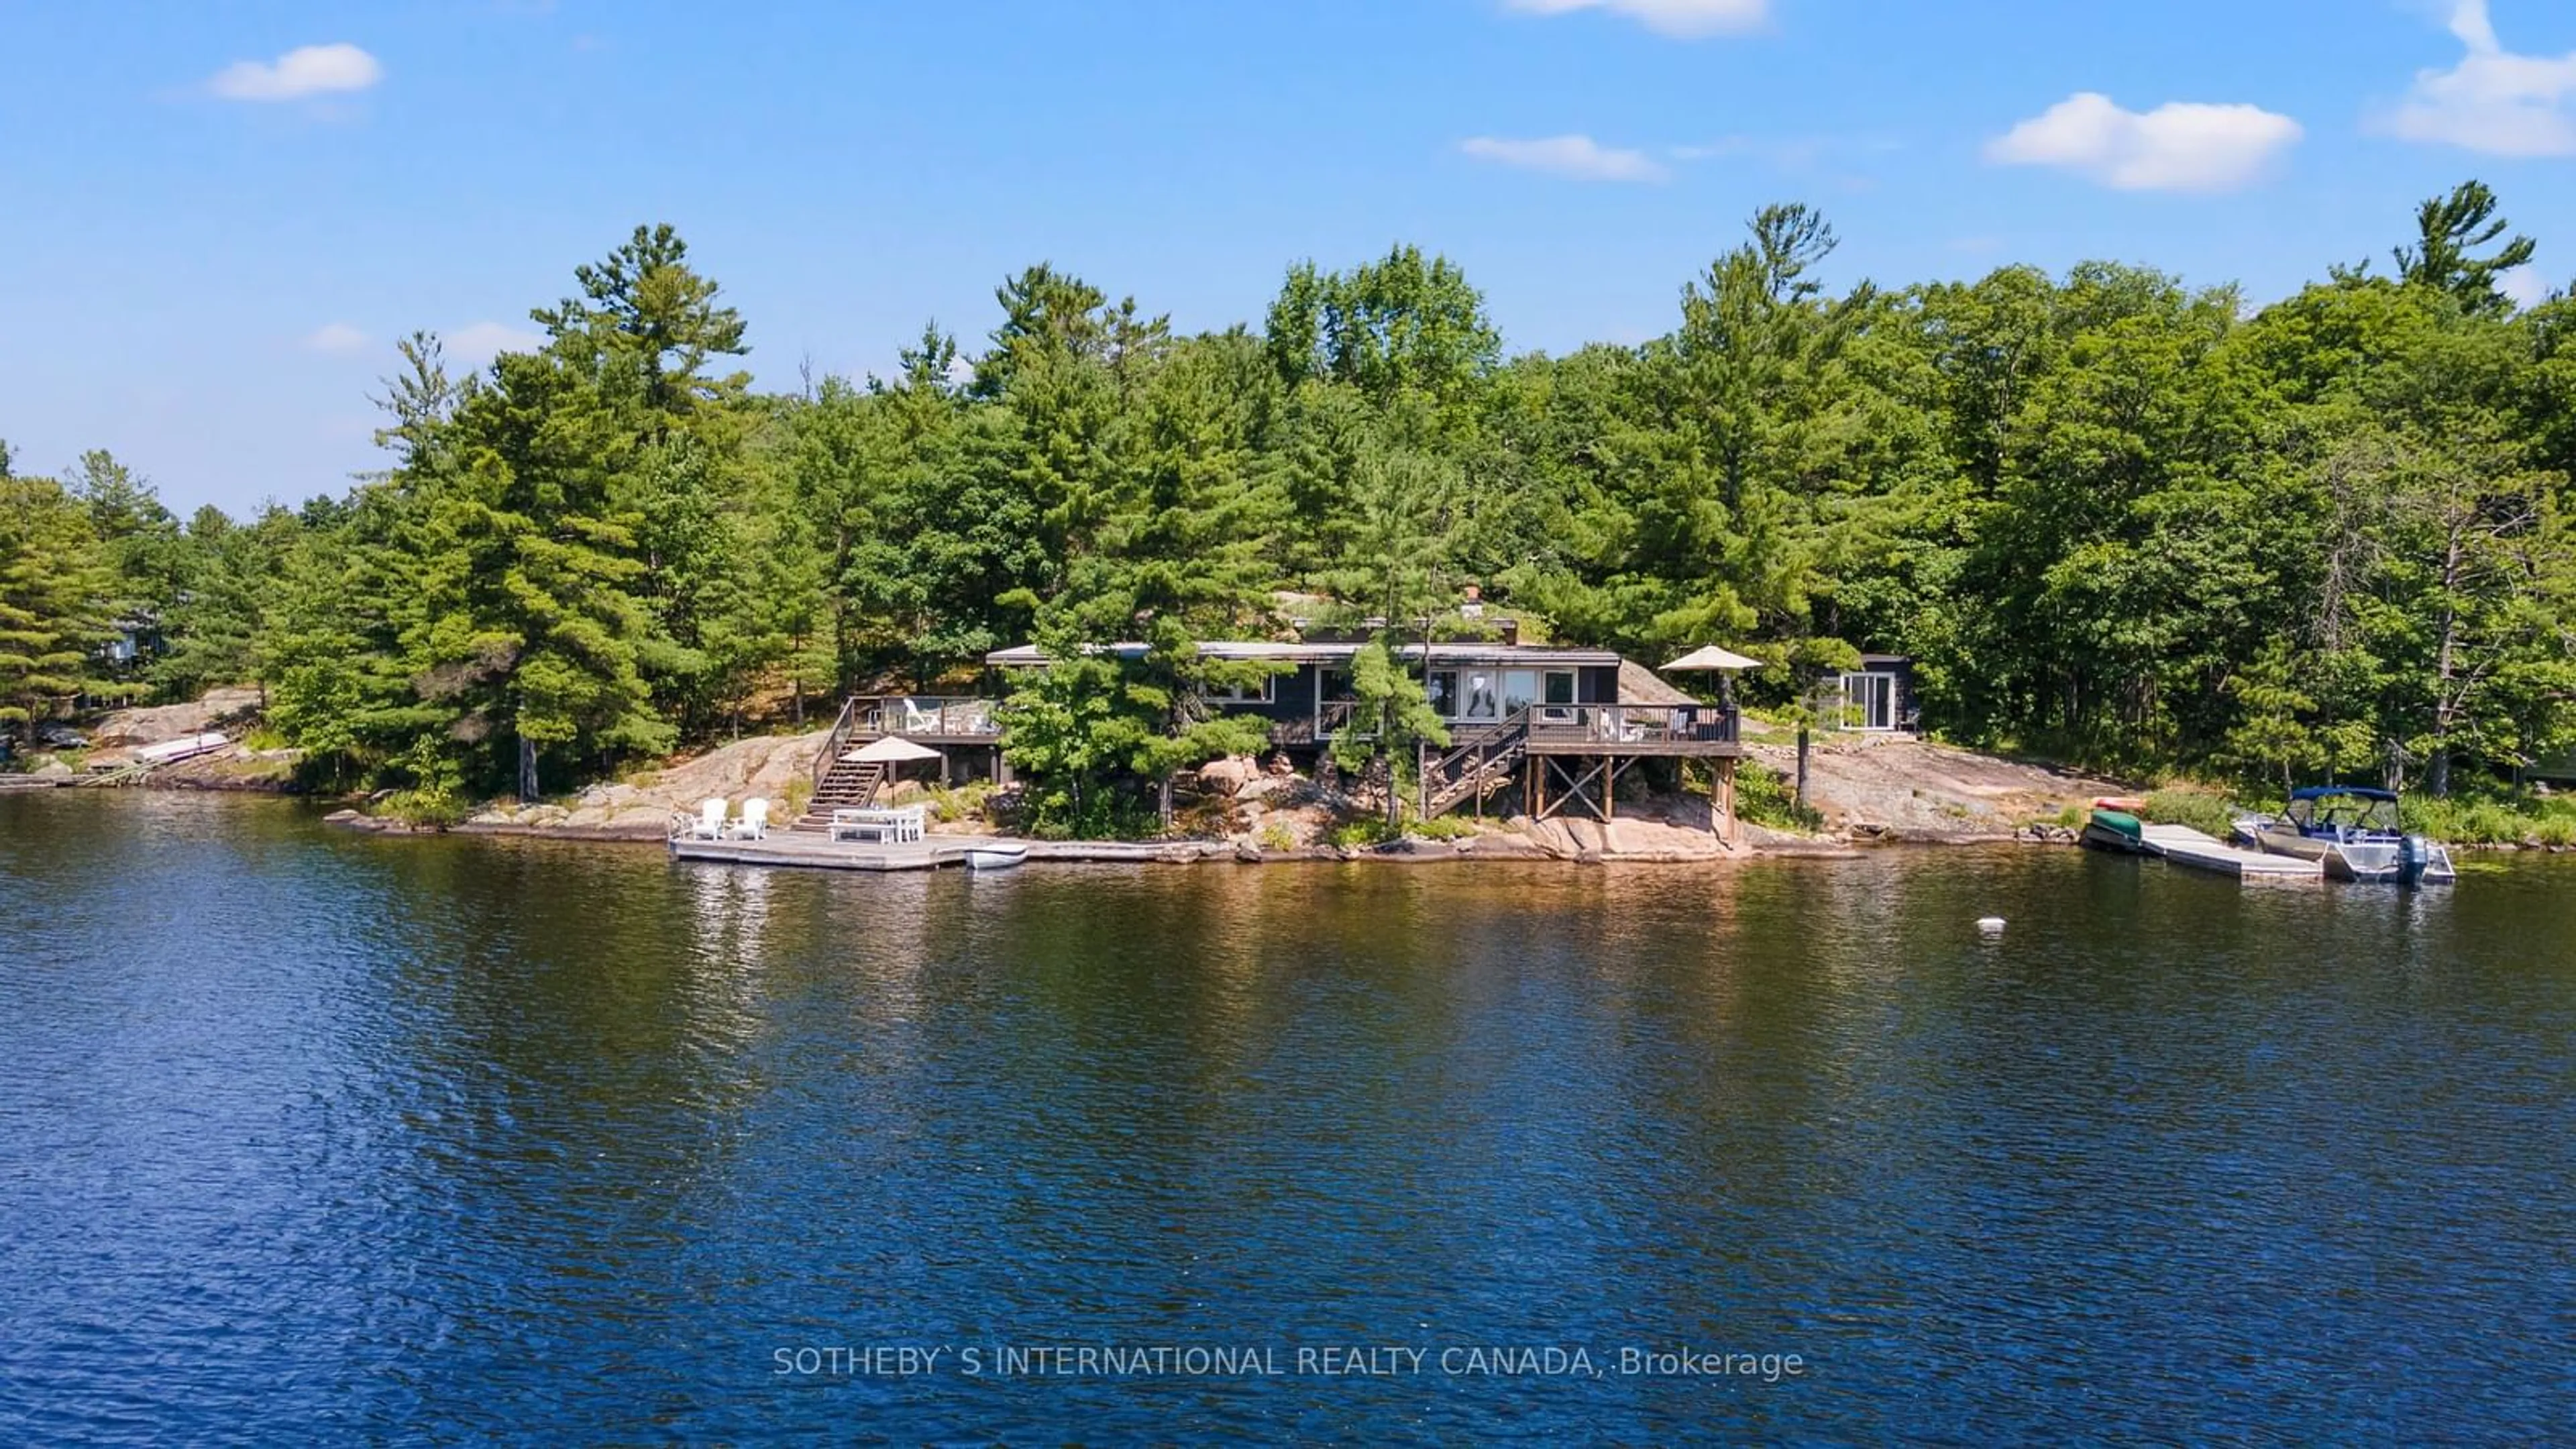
[
  {"x1": 131, "y1": 731, "x2": 230, "y2": 765},
  {"x1": 963, "y1": 843, "x2": 1028, "y2": 871}
]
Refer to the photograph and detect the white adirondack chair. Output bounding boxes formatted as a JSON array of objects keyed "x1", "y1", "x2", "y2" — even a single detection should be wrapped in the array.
[
  {"x1": 728, "y1": 798, "x2": 770, "y2": 841},
  {"x1": 688, "y1": 798, "x2": 729, "y2": 839}
]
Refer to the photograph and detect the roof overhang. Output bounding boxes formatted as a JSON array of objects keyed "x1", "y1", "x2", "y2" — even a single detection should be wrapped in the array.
[{"x1": 986, "y1": 641, "x2": 1621, "y2": 668}]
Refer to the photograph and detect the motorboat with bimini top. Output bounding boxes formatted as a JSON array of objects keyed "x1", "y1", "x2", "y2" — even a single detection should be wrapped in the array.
[{"x1": 2233, "y1": 786, "x2": 2455, "y2": 885}]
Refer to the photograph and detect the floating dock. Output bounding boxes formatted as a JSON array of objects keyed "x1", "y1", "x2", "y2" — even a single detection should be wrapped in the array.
[{"x1": 2137, "y1": 823, "x2": 2320, "y2": 880}]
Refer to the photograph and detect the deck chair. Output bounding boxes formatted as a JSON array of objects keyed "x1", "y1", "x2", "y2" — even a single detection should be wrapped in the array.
[
  {"x1": 896, "y1": 697, "x2": 941, "y2": 733},
  {"x1": 688, "y1": 798, "x2": 729, "y2": 839},
  {"x1": 728, "y1": 798, "x2": 769, "y2": 841}
]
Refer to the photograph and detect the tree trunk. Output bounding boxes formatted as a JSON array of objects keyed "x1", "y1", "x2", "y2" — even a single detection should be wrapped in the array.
[
  {"x1": 2430, "y1": 553, "x2": 2460, "y2": 797},
  {"x1": 1794, "y1": 725, "x2": 1811, "y2": 811},
  {"x1": 517, "y1": 735, "x2": 539, "y2": 803},
  {"x1": 1158, "y1": 773, "x2": 1175, "y2": 834}
]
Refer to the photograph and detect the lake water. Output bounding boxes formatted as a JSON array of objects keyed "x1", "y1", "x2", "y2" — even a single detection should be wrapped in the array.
[{"x1": 2, "y1": 792, "x2": 2571, "y2": 1442}]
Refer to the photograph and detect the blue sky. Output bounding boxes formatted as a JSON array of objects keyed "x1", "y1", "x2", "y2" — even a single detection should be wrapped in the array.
[{"x1": 4, "y1": 0, "x2": 2573, "y2": 517}]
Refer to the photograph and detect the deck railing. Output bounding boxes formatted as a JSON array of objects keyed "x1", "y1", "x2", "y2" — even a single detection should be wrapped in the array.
[
  {"x1": 1524, "y1": 704, "x2": 1739, "y2": 747},
  {"x1": 813, "y1": 696, "x2": 860, "y2": 790},
  {"x1": 1320, "y1": 700, "x2": 1737, "y2": 747},
  {"x1": 1421, "y1": 707, "x2": 1534, "y2": 816},
  {"x1": 853, "y1": 696, "x2": 1002, "y2": 738}
]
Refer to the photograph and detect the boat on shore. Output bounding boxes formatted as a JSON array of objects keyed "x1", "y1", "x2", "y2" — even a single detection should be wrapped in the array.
[
  {"x1": 963, "y1": 843, "x2": 1030, "y2": 871},
  {"x1": 2079, "y1": 804, "x2": 2147, "y2": 853},
  {"x1": 2232, "y1": 786, "x2": 2455, "y2": 885}
]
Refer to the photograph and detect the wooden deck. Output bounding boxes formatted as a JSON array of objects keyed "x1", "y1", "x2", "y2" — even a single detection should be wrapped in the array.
[
  {"x1": 844, "y1": 696, "x2": 1003, "y2": 743},
  {"x1": 1525, "y1": 705, "x2": 1742, "y2": 758},
  {"x1": 2138, "y1": 824, "x2": 2320, "y2": 880},
  {"x1": 1523, "y1": 735, "x2": 1746, "y2": 758}
]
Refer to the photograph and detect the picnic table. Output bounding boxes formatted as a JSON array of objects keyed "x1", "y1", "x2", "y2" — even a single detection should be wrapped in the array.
[{"x1": 830, "y1": 806, "x2": 926, "y2": 843}]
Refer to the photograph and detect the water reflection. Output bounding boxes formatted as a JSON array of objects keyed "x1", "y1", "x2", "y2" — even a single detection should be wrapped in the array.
[{"x1": 2, "y1": 795, "x2": 2571, "y2": 1442}]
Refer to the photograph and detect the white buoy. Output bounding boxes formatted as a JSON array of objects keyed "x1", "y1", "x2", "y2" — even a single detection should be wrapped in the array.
[{"x1": 1976, "y1": 916, "x2": 2006, "y2": 933}]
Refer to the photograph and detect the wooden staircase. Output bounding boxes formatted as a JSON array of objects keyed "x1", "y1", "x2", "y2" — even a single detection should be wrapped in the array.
[
  {"x1": 790, "y1": 696, "x2": 881, "y2": 833},
  {"x1": 794, "y1": 757, "x2": 883, "y2": 832},
  {"x1": 1422, "y1": 709, "x2": 1531, "y2": 818}
]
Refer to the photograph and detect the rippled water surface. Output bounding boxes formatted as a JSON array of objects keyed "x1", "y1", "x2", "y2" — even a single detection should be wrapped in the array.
[{"x1": 3, "y1": 792, "x2": 2571, "y2": 1442}]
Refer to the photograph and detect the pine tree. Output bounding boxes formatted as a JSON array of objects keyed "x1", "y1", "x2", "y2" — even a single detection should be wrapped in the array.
[
  {"x1": 0, "y1": 476, "x2": 119, "y2": 747},
  {"x1": 416, "y1": 351, "x2": 674, "y2": 798},
  {"x1": 2395, "y1": 180, "x2": 2536, "y2": 318}
]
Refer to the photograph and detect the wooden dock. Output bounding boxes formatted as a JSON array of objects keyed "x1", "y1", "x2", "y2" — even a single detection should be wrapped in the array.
[
  {"x1": 667, "y1": 833, "x2": 1212, "y2": 872},
  {"x1": 2137, "y1": 824, "x2": 2320, "y2": 880}
]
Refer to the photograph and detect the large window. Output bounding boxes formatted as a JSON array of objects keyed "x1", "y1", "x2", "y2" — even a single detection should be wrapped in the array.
[
  {"x1": 1536, "y1": 669, "x2": 1578, "y2": 722},
  {"x1": 1838, "y1": 672, "x2": 1896, "y2": 731},
  {"x1": 1427, "y1": 669, "x2": 1459, "y2": 718},
  {"x1": 1208, "y1": 676, "x2": 1275, "y2": 704},
  {"x1": 1462, "y1": 669, "x2": 1500, "y2": 720}
]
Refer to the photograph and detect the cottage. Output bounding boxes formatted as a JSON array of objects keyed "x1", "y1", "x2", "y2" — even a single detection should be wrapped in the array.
[{"x1": 800, "y1": 639, "x2": 1748, "y2": 838}]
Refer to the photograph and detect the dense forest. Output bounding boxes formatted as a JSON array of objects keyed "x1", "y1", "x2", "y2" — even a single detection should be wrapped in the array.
[{"x1": 5, "y1": 182, "x2": 2573, "y2": 832}]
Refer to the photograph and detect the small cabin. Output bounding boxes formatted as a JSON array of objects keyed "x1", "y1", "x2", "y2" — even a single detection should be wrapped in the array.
[{"x1": 1831, "y1": 655, "x2": 1919, "y2": 734}]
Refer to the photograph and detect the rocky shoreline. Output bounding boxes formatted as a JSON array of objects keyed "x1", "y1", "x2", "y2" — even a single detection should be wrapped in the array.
[
  {"x1": 321, "y1": 805, "x2": 1872, "y2": 864},
  {"x1": 14, "y1": 706, "x2": 2085, "y2": 861},
  {"x1": 67, "y1": 694, "x2": 2565, "y2": 859}
]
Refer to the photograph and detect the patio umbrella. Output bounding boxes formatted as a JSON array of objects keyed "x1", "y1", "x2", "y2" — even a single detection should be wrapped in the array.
[
  {"x1": 844, "y1": 736, "x2": 943, "y2": 765},
  {"x1": 1661, "y1": 643, "x2": 1764, "y2": 712},
  {"x1": 1662, "y1": 644, "x2": 1764, "y2": 673}
]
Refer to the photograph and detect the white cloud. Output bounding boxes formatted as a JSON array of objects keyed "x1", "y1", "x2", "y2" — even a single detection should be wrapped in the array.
[
  {"x1": 2382, "y1": 0, "x2": 2576, "y2": 157},
  {"x1": 1505, "y1": 0, "x2": 1766, "y2": 38},
  {"x1": 1985, "y1": 93, "x2": 2303, "y2": 192},
  {"x1": 2498, "y1": 264, "x2": 2554, "y2": 311},
  {"x1": 208, "y1": 43, "x2": 382, "y2": 102},
  {"x1": 445, "y1": 321, "x2": 545, "y2": 364},
  {"x1": 301, "y1": 322, "x2": 370, "y2": 355},
  {"x1": 1460, "y1": 133, "x2": 1668, "y2": 182}
]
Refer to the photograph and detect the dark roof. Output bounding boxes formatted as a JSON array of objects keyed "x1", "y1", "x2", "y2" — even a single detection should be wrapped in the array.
[
  {"x1": 2289, "y1": 786, "x2": 2396, "y2": 802},
  {"x1": 987, "y1": 641, "x2": 1620, "y2": 667},
  {"x1": 1616, "y1": 660, "x2": 1698, "y2": 706}
]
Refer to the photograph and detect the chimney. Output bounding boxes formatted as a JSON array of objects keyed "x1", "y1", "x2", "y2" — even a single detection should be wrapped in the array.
[{"x1": 1499, "y1": 617, "x2": 1520, "y2": 646}]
